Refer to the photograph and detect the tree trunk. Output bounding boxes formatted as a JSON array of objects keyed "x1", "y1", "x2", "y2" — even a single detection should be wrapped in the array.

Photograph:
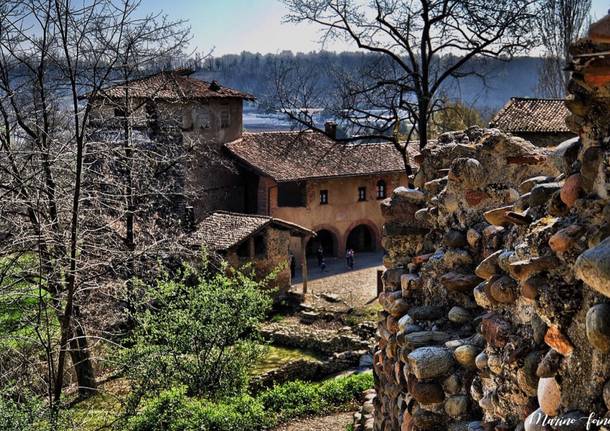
[
  {"x1": 417, "y1": 114, "x2": 428, "y2": 150},
  {"x1": 68, "y1": 320, "x2": 97, "y2": 398}
]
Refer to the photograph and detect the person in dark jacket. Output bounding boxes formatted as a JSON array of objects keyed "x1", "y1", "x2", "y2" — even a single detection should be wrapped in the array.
[{"x1": 289, "y1": 253, "x2": 296, "y2": 277}]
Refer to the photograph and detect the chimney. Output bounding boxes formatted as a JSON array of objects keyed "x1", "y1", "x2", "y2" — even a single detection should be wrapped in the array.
[
  {"x1": 184, "y1": 205, "x2": 195, "y2": 231},
  {"x1": 209, "y1": 80, "x2": 221, "y2": 92},
  {"x1": 325, "y1": 121, "x2": 337, "y2": 139}
]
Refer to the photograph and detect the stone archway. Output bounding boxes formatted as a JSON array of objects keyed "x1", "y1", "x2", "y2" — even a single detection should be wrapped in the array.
[
  {"x1": 306, "y1": 228, "x2": 338, "y2": 257},
  {"x1": 346, "y1": 224, "x2": 376, "y2": 252}
]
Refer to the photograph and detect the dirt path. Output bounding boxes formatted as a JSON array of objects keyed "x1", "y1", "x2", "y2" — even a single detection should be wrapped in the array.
[{"x1": 273, "y1": 411, "x2": 355, "y2": 431}]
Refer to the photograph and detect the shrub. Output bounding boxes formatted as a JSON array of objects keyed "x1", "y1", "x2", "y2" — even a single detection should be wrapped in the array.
[
  {"x1": 125, "y1": 372, "x2": 373, "y2": 431},
  {"x1": 123, "y1": 265, "x2": 273, "y2": 404},
  {"x1": 259, "y1": 372, "x2": 373, "y2": 421},
  {"x1": 0, "y1": 394, "x2": 56, "y2": 431},
  {"x1": 127, "y1": 387, "x2": 272, "y2": 431}
]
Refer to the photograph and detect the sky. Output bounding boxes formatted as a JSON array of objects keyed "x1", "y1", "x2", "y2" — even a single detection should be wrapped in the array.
[{"x1": 142, "y1": 0, "x2": 610, "y2": 56}]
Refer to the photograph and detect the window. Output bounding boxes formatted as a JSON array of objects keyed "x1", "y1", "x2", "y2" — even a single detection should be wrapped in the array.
[
  {"x1": 236, "y1": 241, "x2": 250, "y2": 258},
  {"x1": 254, "y1": 235, "x2": 266, "y2": 256},
  {"x1": 358, "y1": 186, "x2": 367, "y2": 201},
  {"x1": 194, "y1": 105, "x2": 210, "y2": 129},
  {"x1": 278, "y1": 182, "x2": 306, "y2": 207},
  {"x1": 320, "y1": 190, "x2": 328, "y2": 205},
  {"x1": 220, "y1": 103, "x2": 230, "y2": 128},
  {"x1": 376, "y1": 180, "x2": 387, "y2": 199}
]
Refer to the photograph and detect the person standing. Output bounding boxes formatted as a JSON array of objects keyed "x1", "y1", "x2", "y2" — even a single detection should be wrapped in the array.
[
  {"x1": 316, "y1": 245, "x2": 324, "y2": 267},
  {"x1": 289, "y1": 253, "x2": 296, "y2": 278}
]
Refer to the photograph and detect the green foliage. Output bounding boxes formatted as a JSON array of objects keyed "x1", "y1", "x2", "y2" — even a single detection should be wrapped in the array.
[
  {"x1": 0, "y1": 393, "x2": 57, "y2": 431},
  {"x1": 123, "y1": 266, "x2": 273, "y2": 403},
  {"x1": 270, "y1": 313, "x2": 285, "y2": 323},
  {"x1": 259, "y1": 372, "x2": 373, "y2": 421},
  {"x1": 0, "y1": 254, "x2": 53, "y2": 350},
  {"x1": 127, "y1": 386, "x2": 271, "y2": 431},
  {"x1": 126, "y1": 372, "x2": 373, "y2": 431},
  {"x1": 0, "y1": 255, "x2": 58, "y2": 400}
]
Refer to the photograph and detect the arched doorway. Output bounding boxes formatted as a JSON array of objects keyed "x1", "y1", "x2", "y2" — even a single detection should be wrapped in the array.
[
  {"x1": 346, "y1": 224, "x2": 375, "y2": 252},
  {"x1": 306, "y1": 229, "x2": 337, "y2": 257}
]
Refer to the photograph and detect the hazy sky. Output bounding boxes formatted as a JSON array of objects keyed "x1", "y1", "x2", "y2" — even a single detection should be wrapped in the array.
[{"x1": 142, "y1": 0, "x2": 610, "y2": 56}]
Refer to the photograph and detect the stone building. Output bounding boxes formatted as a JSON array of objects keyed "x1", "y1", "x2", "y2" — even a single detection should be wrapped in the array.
[
  {"x1": 186, "y1": 211, "x2": 313, "y2": 296},
  {"x1": 224, "y1": 130, "x2": 414, "y2": 260},
  {"x1": 86, "y1": 68, "x2": 256, "y2": 217},
  {"x1": 490, "y1": 97, "x2": 576, "y2": 147}
]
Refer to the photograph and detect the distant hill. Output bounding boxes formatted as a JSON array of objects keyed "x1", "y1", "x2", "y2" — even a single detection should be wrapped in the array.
[{"x1": 193, "y1": 51, "x2": 546, "y2": 115}]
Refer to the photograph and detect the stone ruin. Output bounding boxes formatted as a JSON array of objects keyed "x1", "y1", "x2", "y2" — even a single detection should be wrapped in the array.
[{"x1": 369, "y1": 21, "x2": 610, "y2": 431}]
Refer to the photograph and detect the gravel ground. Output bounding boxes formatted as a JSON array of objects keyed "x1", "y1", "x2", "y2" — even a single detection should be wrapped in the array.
[
  {"x1": 273, "y1": 411, "x2": 355, "y2": 431},
  {"x1": 291, "y1": 251, "x2": 383, "y2": 311}
]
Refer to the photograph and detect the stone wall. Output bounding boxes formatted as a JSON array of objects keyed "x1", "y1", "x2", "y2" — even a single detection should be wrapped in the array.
[{"x1": 373, "y1": 104, "x2": 609, "y2": 430}]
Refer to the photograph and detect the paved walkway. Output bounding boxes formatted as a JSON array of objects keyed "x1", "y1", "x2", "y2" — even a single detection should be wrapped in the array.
[{"x1": 291, "y1": 251, "x2": 383, "y2": 310}]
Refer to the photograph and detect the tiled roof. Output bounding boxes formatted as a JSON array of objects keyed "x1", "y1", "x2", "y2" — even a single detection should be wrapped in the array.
[
  {"x1": 490, "y1": 98, "x2": 570, "y2": 133},
  {"x1": 188, "y1": 211, "x2": 313, "y2": 251},
  {"x1": 225, "y1": 131, "x2": 416, "y2": 182},
  {"x1": 89, "y1": 69, "x2": 255, "y2": 101}
]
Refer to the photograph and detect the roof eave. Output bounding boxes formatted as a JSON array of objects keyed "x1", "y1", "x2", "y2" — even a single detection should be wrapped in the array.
[{"x1": 274, "y1": 169, "x2": 410, "y2": 183}]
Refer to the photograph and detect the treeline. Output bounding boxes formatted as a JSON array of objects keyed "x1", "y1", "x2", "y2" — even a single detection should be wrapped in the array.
[{"x1": 192, "y1": 51, "x2": 545, "y2": 112}]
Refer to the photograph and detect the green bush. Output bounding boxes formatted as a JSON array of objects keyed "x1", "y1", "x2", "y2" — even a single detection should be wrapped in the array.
[
  {"x1": 127, "y1": 387, "x2": 272, "y2": 431},
  {"x1": 126, "y1": 372, "x2": 373, "y2": 431},
  {"x1": 0, "y1": 394, "x2": 57, "y2": 431},
  {"x1": 123, "y1": 265, "x2": 273, "y2": 403},
  {"x1": 259, "y1": 372, "x2": 373, "y2": 421}
]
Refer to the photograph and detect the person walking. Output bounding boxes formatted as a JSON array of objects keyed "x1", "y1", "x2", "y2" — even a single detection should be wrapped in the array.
[
  {"x1": 347, "y1": 248, "x2": 355, "y2": 270},
  {"x1": 316, "y1": 245, "x2": 324, "y2": 268}
]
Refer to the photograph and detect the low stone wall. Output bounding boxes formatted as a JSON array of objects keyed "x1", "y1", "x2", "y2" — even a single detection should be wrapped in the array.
[
  {"x1": 373, "y1": 112, "x2": 610, "y2": 429},
  {"x1": 261, "y1": 323, "x2": 371, "y2": 354},
  {"x1": 249, "y1": 350, "x2": 367, "y2": 392}
]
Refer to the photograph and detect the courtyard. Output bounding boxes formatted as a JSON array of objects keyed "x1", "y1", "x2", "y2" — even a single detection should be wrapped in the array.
[{"x1": 291, "y1": 251, "x2": 384, "y2": 310}]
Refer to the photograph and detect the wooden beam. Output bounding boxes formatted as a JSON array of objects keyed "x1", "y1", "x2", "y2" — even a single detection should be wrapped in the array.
[{"x1": 300, "y1": 235, "x2": 308, "y2": 299}]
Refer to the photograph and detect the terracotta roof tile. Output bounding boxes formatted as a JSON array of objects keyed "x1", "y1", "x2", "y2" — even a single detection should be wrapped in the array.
[
  {"x1": 225, "y1": 131, "x2": 416, "y2": 182},
  {"x1": 91, "y1": 70, "x2": 255, "y2": 101},
  {"x1": 490, "y1": 98, "x2": 570, "y2": 133},
  {"x1": 188, "y1": 211, "x2": 312, "y2": 251}
]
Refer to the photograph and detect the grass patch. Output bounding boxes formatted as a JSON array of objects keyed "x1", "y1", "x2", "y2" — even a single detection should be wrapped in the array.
[
  {"x1": 343, "y1": 302, "x2": 382, "y2": 327},
  {"x1": 251, "y1": 345, "x2": 323, "y2": 375}
]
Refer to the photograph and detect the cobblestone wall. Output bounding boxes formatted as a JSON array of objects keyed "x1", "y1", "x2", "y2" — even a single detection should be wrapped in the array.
[{"x1": 373, "y1": 42, "x2": 610, "y2": 430}]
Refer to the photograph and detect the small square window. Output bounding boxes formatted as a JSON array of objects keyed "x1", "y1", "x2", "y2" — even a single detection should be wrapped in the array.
[
  {"x1": 320, "y1": 190, "x2": 328, "y2": 205},
  {"x1": 358, "y1": 187, "x2": 366, "y2": 201}
]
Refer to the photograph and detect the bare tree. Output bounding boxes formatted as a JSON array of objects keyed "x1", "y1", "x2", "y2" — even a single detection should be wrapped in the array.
[
  {"x1": 0, "y1": 0, "x2": 190, "y2": 420},
  {"x1": 277, "y1": 0, "x2": 539, "y2": 177},
  {"x1": 537, "y1": 0, "x2": 591, "y2": 98}
]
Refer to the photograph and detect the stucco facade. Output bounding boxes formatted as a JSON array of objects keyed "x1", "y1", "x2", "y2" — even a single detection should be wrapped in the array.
[{"x1": 257, "y1": 173, "x2": 408, "y2": 261}]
